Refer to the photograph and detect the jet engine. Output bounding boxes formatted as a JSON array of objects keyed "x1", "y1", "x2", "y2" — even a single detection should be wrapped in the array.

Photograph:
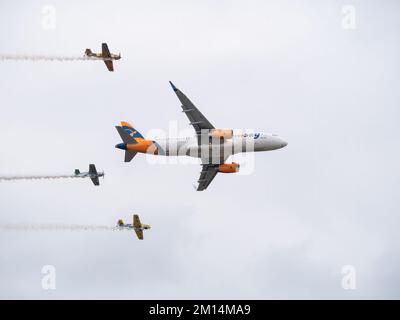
[
  {"x1": 209, "y1": 129, "x2": 233, "y2": 139},
  {"x1": 218, "y1": 162, "x2": 240, "y2": 173}
]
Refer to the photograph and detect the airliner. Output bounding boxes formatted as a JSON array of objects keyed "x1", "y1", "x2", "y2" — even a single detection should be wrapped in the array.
[{"x1": 115, "y1": 82, "x2": 287, "y2": 191}]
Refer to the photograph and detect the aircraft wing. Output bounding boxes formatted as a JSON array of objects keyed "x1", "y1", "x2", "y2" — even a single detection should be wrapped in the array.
[
  {"x1": 169, "y1": 81, "x2": 214, "y2": 143},
  {"x1": 197, "y1": 151, "x2": 232, "y2": 191},
  {"x1": 133, "y1": 214, "x2": 141, "y2": 228},
  {"x1": 89, "y1": 164, "x2": 98, "y2": 175},
  {"x1": 88, "y1": 164, "x2": 100, "y2": 185},
  {"x1": 134, "y1": 229, "x2": 144, "y2": 240},
  {"x1": 102, "y1": 43, "x2": 112, "y2": 58},
  {"x1": 90, "y1": 176, "x2": 100, "y2": 186},
  {"x1": 104, "y1": 60, "x2": 114, "y2": 72},
  {"x1": 197, "y1": 164, "x2": 219, "y2": 191}
]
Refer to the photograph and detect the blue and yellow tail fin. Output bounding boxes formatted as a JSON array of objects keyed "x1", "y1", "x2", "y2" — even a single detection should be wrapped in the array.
[{"x1": 120, "y1": 121, "x2": 144, "y2": 141}]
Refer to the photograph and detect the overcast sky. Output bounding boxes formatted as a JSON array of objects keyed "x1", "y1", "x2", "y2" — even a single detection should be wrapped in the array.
[{"x1": 0, "y1": 0, "x2": 399, "y2": 299}]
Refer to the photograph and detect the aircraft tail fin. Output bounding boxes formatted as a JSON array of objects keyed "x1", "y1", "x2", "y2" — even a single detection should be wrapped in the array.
[
  {"x1": 74, "y1": 169, "x2": 80, "y2": 175},
  {"x1": 85, "y1": 49, "x2": 93, "y2": 56},
  {"x1": 115, "y1": 126, "x2": 138, "y2": 162},
  {"x1": 120, "y1": 121, "x2": 145, "y2": 141},
  {"x1": 117, "y1": 219, "x2": 124, "y2": 227},
  {"x1": 115, "y1": 126, "x2": 137, "y2": 144},
  {"x1": 115, "y1": 122, "x2": 145, "y2": 162}
]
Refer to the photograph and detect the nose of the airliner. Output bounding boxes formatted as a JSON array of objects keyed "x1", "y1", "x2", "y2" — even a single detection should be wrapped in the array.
[{"x1": 274, "y1": 137, "x2": 288, "y2": 149}]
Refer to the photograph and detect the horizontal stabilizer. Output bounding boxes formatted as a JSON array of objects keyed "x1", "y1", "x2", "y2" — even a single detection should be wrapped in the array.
[{"x1": 125, "y1": 151, "x2": 137, "y2": 162}]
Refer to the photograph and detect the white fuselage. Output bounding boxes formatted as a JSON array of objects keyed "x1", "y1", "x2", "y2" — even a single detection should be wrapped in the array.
[
  {"x1": 75, "y1": 172, "x2": 104, "y2": 178},
  {"x1": 152, "y1": 131, "x2": 287, "y2": 159},
  {"x1": 84, "y1": 53, "x2": 121, "y2": 61},
  {"x1": 116, "y1": 224, "x2": 150, "y2": 231}
]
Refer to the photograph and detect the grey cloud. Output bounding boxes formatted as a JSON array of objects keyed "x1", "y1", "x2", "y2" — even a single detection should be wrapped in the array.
[{"x1": 0, "y1": 0, "x2": 399, "y2": 299}]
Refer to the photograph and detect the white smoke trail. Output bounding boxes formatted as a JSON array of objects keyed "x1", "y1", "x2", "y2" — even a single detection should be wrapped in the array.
[
  {"x1": 0, "y1": 175, "x2": 82, "y2": 181},
  {"x1": 0, "y1": 224, "x2": 118, "y2": 232},
  {"x1": 0, "y1": 54, "x2": 97, "y2": 62}
]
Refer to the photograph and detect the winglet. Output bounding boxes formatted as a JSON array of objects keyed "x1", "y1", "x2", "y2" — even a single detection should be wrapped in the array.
[{"x1": 169, "y1": 81, "x2": 178, "y2": 92}]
